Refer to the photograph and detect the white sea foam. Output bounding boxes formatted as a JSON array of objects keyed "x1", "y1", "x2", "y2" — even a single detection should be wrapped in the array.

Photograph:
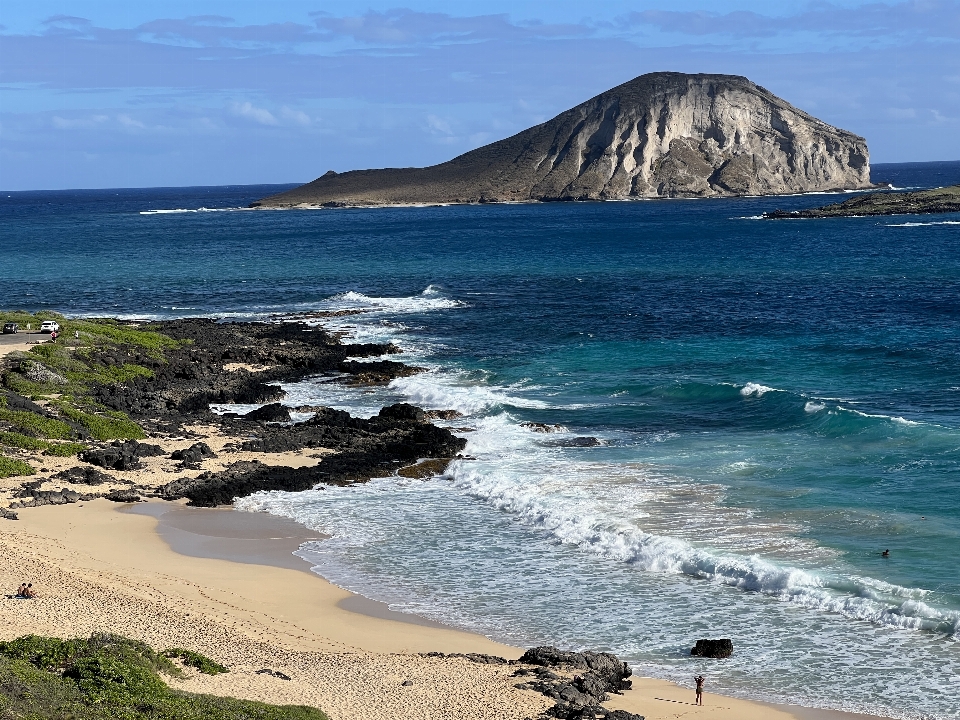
[
  {"x1": 321, "y1": 286, "x2": 466, "y2": 314},
  {"x1": 445, "y1": 442, "x2": 960, "y2": 636},
  {"x1": 740, "y1": 382, "x2": 780, "y2": 397},
  {"x1": 390, "y1": 373, "x2": 548, "y2": 415},
  {"x1": 887, "y1": 221, "x2": 960, "y2": 227},
  {"x1": 804, "y1": 401, "x2": 826, "y2": 413},
  {"x1": 139, "y1": 207, "x2": 252, "y2": 215},
  {"x1": 843, "y1": 407, "x2": 920, "y2": 426}
]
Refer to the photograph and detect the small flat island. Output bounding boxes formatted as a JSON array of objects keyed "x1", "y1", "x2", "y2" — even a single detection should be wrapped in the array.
[{"x1": 763, "y1": 184, "x2": 960, "y2": 219}]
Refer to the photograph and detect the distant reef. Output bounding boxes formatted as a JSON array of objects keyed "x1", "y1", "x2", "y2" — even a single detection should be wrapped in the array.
[
  {"x1": 763, "y1": 184, "x2": 960, "y2": 219},
  {"x1": 253, "y1": 71, "x2": 873, "y2": 208}
]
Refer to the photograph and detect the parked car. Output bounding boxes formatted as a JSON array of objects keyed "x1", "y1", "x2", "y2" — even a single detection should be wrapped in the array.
[
  {"x1": 39, "y1": 320, "x2": 60, "y2": 334},
  {"x1": 2, "y1": 322, "x2": 19, "y2": 334}
]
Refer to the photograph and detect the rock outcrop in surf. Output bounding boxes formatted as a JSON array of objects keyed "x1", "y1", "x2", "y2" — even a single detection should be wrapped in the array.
[{"x1": 254, "y1": 72, "x2": 872, "y2": 207}]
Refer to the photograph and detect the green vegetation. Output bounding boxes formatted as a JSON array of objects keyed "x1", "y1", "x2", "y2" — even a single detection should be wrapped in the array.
[
  {"x1": 162, "y1": 648, "x2": 229, "y2": 675},
  {"x1": 55, "y1": 404, "x2": 145, "y2": 441},
  {"x1": 0, "y1": 430, "x2": 49, "y2": 451},
  {"x1": 0, "y1": 455, "x2": 35, "y2": 478},
  {"x1": 0, "y1": 314, "x2": 182, "y2": 444},
  {"x1": 43, "y1": 441, "x2": 89, "y2": 457},
  {"x1": 0, "y1": 407, "x2": 74, "y2": 439},
  {"x1": 0, "y1": 431, "x2": 87, "y2": 457},
  {"x1": 0, "y1": 634, "x2": 328, "y2": 720}
]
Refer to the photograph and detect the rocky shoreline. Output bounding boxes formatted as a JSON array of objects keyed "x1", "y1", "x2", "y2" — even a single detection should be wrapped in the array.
[
  {"x1": 0, "y1": 317, "x2": 466, "y2": 515},
  {"x1": 763, "y1": 183, "x2": 960, "y2": 219}
]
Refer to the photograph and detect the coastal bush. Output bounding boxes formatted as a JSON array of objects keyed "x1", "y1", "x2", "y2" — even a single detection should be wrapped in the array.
[
  {"x1": 55, "y1": 404, "x2": 145, "y2": 441},
  {"x1": 67, "y1": 362, "x2": 154, "y2": 386},
  {"x1": 0, "y1": 430, "x2": 50, "y2": 452},
  {"x1": 0, "y1": 408, "x2": 74, "y2": 439},
  {"x1": 0, "y1": 456, "x2": 36, "y2": 478},
  {"x1": 42, "y1": 441, "x2": 89, "y2": 457},
  {"x1": 0, "y1": 634, "x2": 329, "y2": 720},
  {"x1": 161, "y1": 648, "x2": 229, "y2": 675},
  {"x1": 70, "y1": 319, "x2": 182, "y2": 354},
  {"x1": 0, "y1": 635, "x2": 88, "y2": 671},
  {"x1": 2, "y1": 371, "x2": 56, "y2": 399}
]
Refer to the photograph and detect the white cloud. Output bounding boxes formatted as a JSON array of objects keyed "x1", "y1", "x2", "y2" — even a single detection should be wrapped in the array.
[
  {"x1": 230, "y1": 101, "x2": 278, "y2": 125},
  {"x1": 281, "y1": 106, "x2": 311, "y2": 125},
  {"x1": 426, "y1": 114, "x2": 453, "y2": 135},
  {"x1": 887, "y1": 107, "x2": 918, "y2": 119},
  {"x1": 118, "y1": 114, "x2": 146, "y2": 129},
  {"x1": 52, "y1": 114, "x2": 109, "y2": 129}
]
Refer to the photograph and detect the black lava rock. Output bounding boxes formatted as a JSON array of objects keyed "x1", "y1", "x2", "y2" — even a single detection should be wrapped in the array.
[
  {"x1": 170, "y1": 442, "x2": 217, "y2": 464},
  {"x1": 691, "y1": 639, "x2": 733, "y2": 659},
  {"x1": 105, "y1": 489, "x2": 141, "y2": 503},
  {"x1": 51, "y1": 466, "x2": 115, "y2": 486},
  {"x1": 81, "y1": 440, "x2": 164, "y2": 471},
  {"x1": 242, "y1": 403, "x2": 291, "y2": 422}
]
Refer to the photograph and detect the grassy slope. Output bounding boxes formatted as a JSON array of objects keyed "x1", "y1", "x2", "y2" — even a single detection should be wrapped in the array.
[
  {"x1": 0, "y1": 634, "x2": 329, "y2": 720},
  {"x1": 0, "y1": 312, "x2": 185, "y2": 477}
]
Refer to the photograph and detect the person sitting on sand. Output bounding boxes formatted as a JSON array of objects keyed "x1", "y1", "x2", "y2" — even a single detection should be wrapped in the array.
[
  {"x1": 15, "y1": 583, "x2": 26, "y2": 597},
  {"x1": 695, "y1": 674, "x2": 705, "y2": 705},
  {"x1": 22, "y1": 583, "x2": 35, "y2": 599}
]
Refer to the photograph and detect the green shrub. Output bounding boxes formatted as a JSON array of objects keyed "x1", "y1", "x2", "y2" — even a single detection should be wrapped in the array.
[
  {"x1": 2, "y1": 372, "x2": 57, "y2": 398},
  {"x1": 69, "y1": 320, "x2": 181, "y2": 353},
  {"x1": 161, "y1": 648, "x2": 228, "y2": 675},
  {"x1": 66, "y1": 362, "x2": 154, "y2": 386},
  {"x1": 55, "y1": 405, "x2": 145, "y2": 441},
  {"x1": 0, "y1": 634, "x2": 329, "y2": 720},
  {"x1": 0, "y1": 431, "x2": 50, "y2": 451},
  {"x1": 0, "y1": 455, "x2": 35, "y2": 478},
  {"x1": 0, "y1": 636, "x2": 88, "y2": 671},
  {"x1": 0, "y1": 408, "x2": 74, "y2": 439},
  {"x1": 43, "y1": 442, "x2": 88, "y2": 457}
]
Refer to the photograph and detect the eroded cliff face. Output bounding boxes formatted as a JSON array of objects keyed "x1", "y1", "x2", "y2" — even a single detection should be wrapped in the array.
[{"x1": 256, "y1": 72, "x2": 871, "y2": 207}]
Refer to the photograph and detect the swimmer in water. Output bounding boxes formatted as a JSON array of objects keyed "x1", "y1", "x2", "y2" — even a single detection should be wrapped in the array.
[{"x1": 881, "y1": 549, "x2": 890, "y2": 557}]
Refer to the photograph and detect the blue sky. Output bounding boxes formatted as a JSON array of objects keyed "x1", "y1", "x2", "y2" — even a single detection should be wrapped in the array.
[{"x1": 1, "y1": 1, "x2": 958, "y2": 190}]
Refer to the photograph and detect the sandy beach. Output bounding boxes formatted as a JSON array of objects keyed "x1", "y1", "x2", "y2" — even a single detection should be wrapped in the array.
[{"x1": 0, "y1": 498, "x2": 884, "y2": 720}]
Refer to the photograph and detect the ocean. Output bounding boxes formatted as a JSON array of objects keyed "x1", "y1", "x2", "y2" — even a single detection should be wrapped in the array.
[{"x1": 3, "y1": 161, "x2": 960, "y2": 718}]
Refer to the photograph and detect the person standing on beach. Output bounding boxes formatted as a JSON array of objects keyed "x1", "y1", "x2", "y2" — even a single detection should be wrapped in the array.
[{"x1": 695, "y1": 675, "x2": 705, "y2": 705}]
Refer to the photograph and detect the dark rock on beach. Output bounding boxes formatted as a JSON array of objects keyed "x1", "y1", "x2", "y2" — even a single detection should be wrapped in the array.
[
  {"x1": 161, "y1": 403, "x2": 466, "y2": 505},
  {"x1": 240, "y1": 403, "x2": 291, "y2": 422},
  {"x1": 514, "y1": 646, "x2": 635, "y2": 720},
  {"x1": 425, "y1": 646, "x2": 641, "y2": 720},
  {"x1": 170, "y1": 442, "x2": 217, "y2": 468},
  {"x1": 81, "y1": 440, "x2": 164, "y2": 471},
  {"x1": 420, "y1": 651, "x2": 509, "y2": 665},
  {"x1": 10, "y1": 482, "x2": 94, "y2": 508},
  {"x1": 691, "y1": 638, "x2": 734, "y2": 658},
  {"x1": 105, "y1": 489, "x2": 141, "y2": 503},
  {"x1": 51, "y1": 466, "x2": 116, "y2": 486}
]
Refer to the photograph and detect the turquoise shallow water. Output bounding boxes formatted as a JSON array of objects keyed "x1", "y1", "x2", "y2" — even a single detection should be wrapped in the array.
[{"x1": 3, "y1": 162, "x2": 960, "y2": 717}]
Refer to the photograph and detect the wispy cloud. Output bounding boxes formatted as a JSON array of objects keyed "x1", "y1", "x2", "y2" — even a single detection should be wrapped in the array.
[
  {"x1": 230, "y1": 101, "x2": 277, "y2": 126},
  {"x1": 312, "y1": 9, "x2": 590, "y2": 46},
  {"x1": 620, "y1": 1, "x2": 960, "y2": 42}
]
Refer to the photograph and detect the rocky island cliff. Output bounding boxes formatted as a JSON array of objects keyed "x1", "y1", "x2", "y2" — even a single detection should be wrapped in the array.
[{"x1": 254, "y1": 71, "x2": 872, "y2": 208}]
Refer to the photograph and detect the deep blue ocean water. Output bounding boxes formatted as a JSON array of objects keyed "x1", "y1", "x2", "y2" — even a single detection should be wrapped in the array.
[{"x1": 3, "y1": 161, "x2": 960, "y2": 718}]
